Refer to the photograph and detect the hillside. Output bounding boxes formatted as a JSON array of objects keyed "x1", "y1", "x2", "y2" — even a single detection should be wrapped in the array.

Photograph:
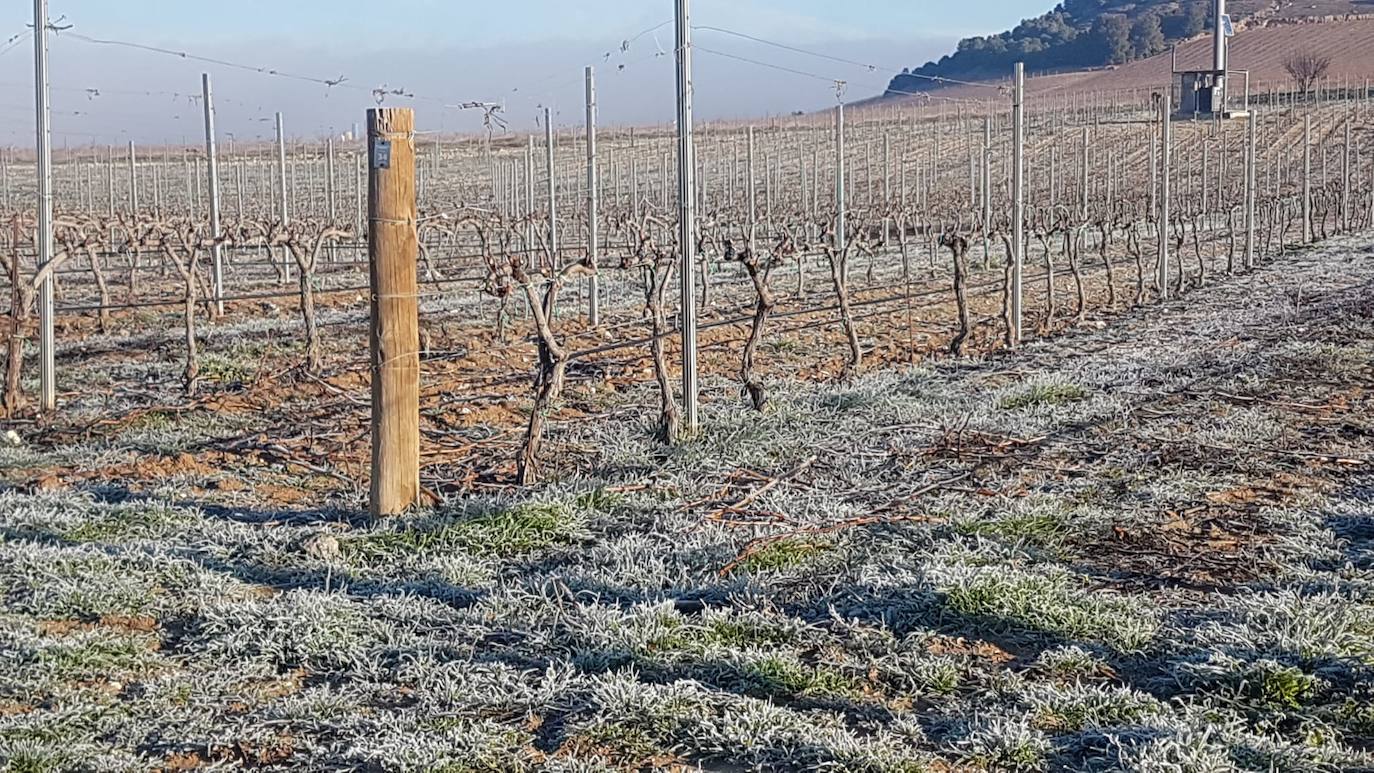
[
  {"x1": 882, "y1": 16, "x2": 1374, "y2": 106},
  {"x1": 886, "y1": 0, "x2": 1368, "y2": 96}
]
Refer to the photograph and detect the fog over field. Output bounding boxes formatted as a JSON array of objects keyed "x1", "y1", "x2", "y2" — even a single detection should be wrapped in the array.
[
  {"x1": 45, "y1": 36, "x2": 945, "y2": 139},
  {"x1": 0, "y1": 6, "x2": 968, "y2": 144}
]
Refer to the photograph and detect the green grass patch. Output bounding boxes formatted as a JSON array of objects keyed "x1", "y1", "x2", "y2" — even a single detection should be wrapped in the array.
[
  {"x1": 744, "y1": 656, "x2": 861, "y2": 700},
  {"x1": 702, "y1": 616, "x2": 798, "y2": 649},
  {"x1": 956, "y1": 509, "x2": 1070, "y2": 549},
  {"x1": 574, "y1": 488, "x2": 626, "y2": 514},
  {"x1": 909, "y1": 657, "x2": 964, "y2": 696},
  {"x1": 59, "y1": 502, "x2": 195, "y2": 544},
  {"x1": 572, "y1": 723, "x2": 679, "y2": 767},
  {"x1": 942, "y1": 568, "x2": 1158, "y2": 652},
  {"x1": 998, "y1": 382, "x2": 1089, "y2": 411},
  {"x1": 33, "y1": 632, "x2": 160, "y2": 683},
  {"x1": 732, "y1": 539, "x2": 831, "y2": 574},
  {"x1": 1030, "y1": 687, "x2": 1163, "y2": 732},
  {"x1": 1251, "y1": 662, "x2": 1319, "y2": 709},
  {"x1": 199, "y1": 352, "x2": 254, "y2": 385},
  {"x1": 1334, "y1": 698, "x2": 1374, "y2": 736},
  {"x1": 821, "y1": 390, "x2": 876, "y2": 412},
  {"x1": 348, "y1": 501, "x2": 582, "y2": 560},
  {"x1": 119, "y1": 412, "x2": 176, "y2": 434}
]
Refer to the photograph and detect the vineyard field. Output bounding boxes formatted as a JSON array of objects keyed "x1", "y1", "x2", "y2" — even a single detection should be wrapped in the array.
[
  {"x1": 2, "y1": 231, "x2": 1372, "y2": 769},
  {"x1": 1, "y1": 32, "x2": 1373, "y2": 769}
]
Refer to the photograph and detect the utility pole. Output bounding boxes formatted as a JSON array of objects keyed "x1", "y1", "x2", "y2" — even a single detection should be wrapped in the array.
[
  {"x1": 34, "y1": 0, "x2": 55, "y2": 412},
  {"x1": 202, "y1": 73, "x2": 224, "y2": 317},
  {"x1": 1011, "y1": 62, "x2": 1025, "y2": 347},
  {"x1": 676, "y1": 0, "x2": 698, "y2": 435},
  {"x1": 585, "y1": 66, "x2": 599, "y2": 326}
]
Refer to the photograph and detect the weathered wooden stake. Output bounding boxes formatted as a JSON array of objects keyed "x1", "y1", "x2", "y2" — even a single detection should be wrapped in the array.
[{"x1": 367, "y1": 107, "x2": 420, "y2": 517}]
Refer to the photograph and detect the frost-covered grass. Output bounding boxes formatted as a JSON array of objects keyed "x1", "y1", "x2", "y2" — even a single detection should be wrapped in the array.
[{"x1": 1, "y1": 236, "x2": 1372, "y2": 770}]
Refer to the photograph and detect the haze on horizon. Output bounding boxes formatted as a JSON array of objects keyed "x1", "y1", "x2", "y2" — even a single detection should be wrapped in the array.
[{"x1": 0, "y1": 1, "x2": 1047, "y2": 146}]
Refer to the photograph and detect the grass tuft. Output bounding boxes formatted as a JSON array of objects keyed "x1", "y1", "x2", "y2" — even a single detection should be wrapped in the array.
[
  {"x1": 998, "y1": 382, "x2": 1089, "y2": 411},
  {"x1": 744, "y1": 655, "x2": 861, "y2": 700},
  {"x1": 941, "y1": 567, "x2": 1158, "y2": 652},
  {"x1": 732, "y1": 539, "x2": 831, "y2": 573},
  {"x1": 348, "y1": 501, "x2": 582, "y2": 560}
]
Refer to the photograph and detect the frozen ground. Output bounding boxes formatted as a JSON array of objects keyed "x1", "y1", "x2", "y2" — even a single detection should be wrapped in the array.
[{"x1": 1, "y1": 235, "x2": 1373, "y2": 771}]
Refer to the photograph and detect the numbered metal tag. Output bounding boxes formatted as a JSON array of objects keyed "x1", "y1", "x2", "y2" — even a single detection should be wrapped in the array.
[{"x1": 372, "y1": 139, "x2": 391, "y2": 169}]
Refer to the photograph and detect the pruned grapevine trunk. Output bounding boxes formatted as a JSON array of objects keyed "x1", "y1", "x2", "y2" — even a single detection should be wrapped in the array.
[
  {"x1": 1000, "y1": 234, "x2": 1015, "y2": 349},
  {"x1": 826, "y1": 246, "x2": 861, "y2": 382},
  {"x1": 1038, "y1": 233, "x2": 1056, "y2": 329},
  {"x1": 1097, "y1": 223, "x2": 1117, "y2": 309},
  {"x1": 739, "y1": 250, "x2": 776, "y2": 411},
  {"x1": 298, "y1": 258, "x2": 321, "y2": 375},
  {"x1": 646, "y1": 260, "x2": 680, "y2": 444},
  {"x1": 1065, "y1": 229, "x2": 1085, "y2": 322},
  {"x1": 945, "y1": 233, "x2": 971, "y2": 356},
  {"x1": 85, "y1": 246, "x2": 111, "y2": 334}
]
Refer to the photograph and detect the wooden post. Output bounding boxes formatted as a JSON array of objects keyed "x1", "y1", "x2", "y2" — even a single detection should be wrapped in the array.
[
  {"x1": 1158, "y1": 89, "x2": 1171, "y2": 298},
  {"x1": 1303, "y1": 114, "x2": 1313, "y2": 244},
  {"x1": 585, "y1": 66, "x2": 599, "y2": 326},
  {"x1": 545, "y1": 107, "x2": 558, "y2": 267},
  {"x1": 1011, "y1": 62, "x2": 1024, "y2": 347},
  {"x1": 367, "y1": 107, "x2": 420, "y2": 517},
  {"x1": 747, "y1": 125, "x2": 756, "y2": 253},
  {"x1": 835, "y1": 104, "x2": 846, "y2": 257},
  {"x1": 202, "y1": 73, "x2": 225, "y2": 317},
  {"x1": 34, "y1": 0, "x2": 56, "y2": 413},
  {"x1": 982, "y1": 116, "x2": 992, "y2": 268},
  {"x1": 1244, "y1": 110, "x2": 1256, "y2": 269},
  {"x1": 525, "y1": 135, "x2": 535, "y2": 267},
  {"x1": 1342, "y1": 118, "x2": 1352, "y2": 232},
  {"x1": 676, "y1": 0, "x2": 699, "y2": 435},
  {"x1": 276, "y1": 112, "x2": 291, "y2": 282},
  {"x1": 128, "y1": 140, "x2": 139, "y2": 215}
]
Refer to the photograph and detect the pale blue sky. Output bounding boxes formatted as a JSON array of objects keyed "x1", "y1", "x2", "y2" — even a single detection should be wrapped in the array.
[
  {"x1": 0, "y1": 1, "x2": 1050, "y2": 143},
  {"x1": 31, "y1": 1, "x2": 1047, "y2": 46}
]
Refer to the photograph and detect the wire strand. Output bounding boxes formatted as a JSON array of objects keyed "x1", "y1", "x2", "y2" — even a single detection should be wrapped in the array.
[{"x1": 692, "y1": 25, "x2": 1006, "y2": 90}]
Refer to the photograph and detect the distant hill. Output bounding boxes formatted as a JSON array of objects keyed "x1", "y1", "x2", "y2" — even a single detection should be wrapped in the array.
[
  {"x1": 874, "y1": 16, "x2": 1374, "y2": 108},
  {"x1": 886, "y1": 0, "x2": 1368, "y2": 95}
]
